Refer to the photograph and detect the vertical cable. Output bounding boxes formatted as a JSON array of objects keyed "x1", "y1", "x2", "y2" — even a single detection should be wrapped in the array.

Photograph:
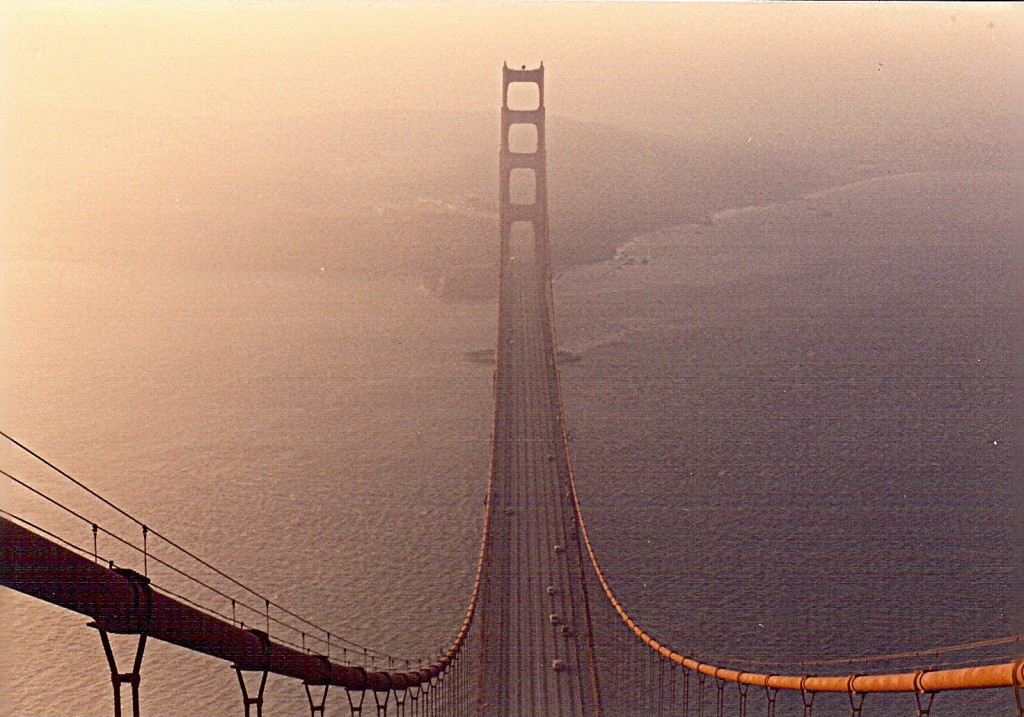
[
  {"x1": 669, "y1": 663, "x2": 677, "y2": 717},
  {"x1": 658, "y1": 657, "x2": 666, "y2": 717},
  {"x1": 697, "y1": 671, "x2": 706, "y2": 717},
  {"x1": 682, "y1": 666, "x2": 690, "y2": 717}
]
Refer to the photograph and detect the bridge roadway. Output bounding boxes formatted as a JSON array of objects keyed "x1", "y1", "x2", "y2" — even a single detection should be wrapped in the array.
[{"x1": 477, "y1": 248, "x2": 601, "y2": 717}]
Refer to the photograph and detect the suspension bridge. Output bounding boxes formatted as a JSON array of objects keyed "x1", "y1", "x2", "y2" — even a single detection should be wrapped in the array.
[{"x1": 2, "y1": 64, "x2": 1021, "y2": 717}]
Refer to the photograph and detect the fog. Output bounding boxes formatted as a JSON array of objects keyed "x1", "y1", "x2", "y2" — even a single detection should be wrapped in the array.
[
  {"x1": 4, "y1": 3, "x2": 1019, "y2": 136},
  {"x1": 1, "y1": 6, "x2": 1020, "y2": 715},
  {"x1": 2, "y1": 3, "x2": 1018, "y2": 281},
  {"x1": 3, "y1": 2, "x2": 1019, "y2": 197}
]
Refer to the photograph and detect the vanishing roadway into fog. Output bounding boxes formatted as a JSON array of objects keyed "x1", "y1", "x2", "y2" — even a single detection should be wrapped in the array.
[
  {"x1": 474, "y1": 62, "x2": 601, "y2": 717},
  {"x1": 476, "y1": 251, "x2": 601, "y2": 717},
  {"x1": 2, "y1": 62, "x2": 1018, "y2": 717}
]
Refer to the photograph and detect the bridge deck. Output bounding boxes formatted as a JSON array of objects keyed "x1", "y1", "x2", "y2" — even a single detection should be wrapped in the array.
[{"x1": 478, "y1": 254, "x2": 600, "y2": 717}]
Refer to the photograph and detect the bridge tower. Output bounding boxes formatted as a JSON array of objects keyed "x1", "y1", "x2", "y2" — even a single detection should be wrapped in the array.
[
  {"x1": 481, "y1": 63, "x2": 601, "y2": 717},
  {"x1": 500, "y1": 63, "x2": 549, "y2": 269}
]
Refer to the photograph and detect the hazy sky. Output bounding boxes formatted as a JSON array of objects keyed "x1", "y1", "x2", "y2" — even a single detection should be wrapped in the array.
[{"x1": 2, "y1": 2, "x2": 1019, "y2": 147}]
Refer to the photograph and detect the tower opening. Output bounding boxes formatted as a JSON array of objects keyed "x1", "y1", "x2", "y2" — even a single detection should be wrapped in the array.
[
  {"x1": 506, "y1": 81, "x2": 540, "y2": 110},
  {"x1": 507, "y1": 123, "x2": 539, "y2": 154},
  {"x1": 509, "y1": 221, "x2": 536, "y2": 264},
  {"x1": 509, "y1": 168, "x2": 536, "y2": 205}
]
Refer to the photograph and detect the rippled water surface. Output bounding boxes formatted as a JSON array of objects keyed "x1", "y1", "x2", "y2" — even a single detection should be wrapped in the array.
[{"x1": 3, "y1": 171, "x2": 1017, "y2": 716}]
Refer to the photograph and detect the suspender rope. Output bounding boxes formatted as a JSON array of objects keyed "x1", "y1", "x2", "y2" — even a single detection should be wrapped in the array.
[
  {"x1": 658, "y1": 656, "x2": 666, "y2": 717},
  {"x1": 346, "y1": 688, "x2": 366, "y2": 717},
  {"x1": 669, "y1": 662, "x2": 677, "y2": 716},
  {"x1": 714, "y1": 672, "x2": 726, "y2": 717},
  {"x1": 763, "y1": 676, "x2": 778, "y2": 717},
  {"x1": 913, "y1": 671, "x2": 935, "y2": 717},
  {"x1": 697, "y1": 670, "x2": 707, "y2": 717},
  {"x1": 737, "y1": 675, "x2": 749, "y2": 717},
  {"x1": 682, "y1": 665, "x2": 691, "y2": 717},
  {"x1": 846, "y1": 675, "x2": 864, "y2": 717},
  {"x1": 800, "y1": 676, "x2": 815, "y2": 717},
  {"x1": 373, "y1": 686, "x2": 391, "y2": 717}
]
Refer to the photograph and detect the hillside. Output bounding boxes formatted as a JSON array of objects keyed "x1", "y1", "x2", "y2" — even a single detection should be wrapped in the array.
[{"x1": 6, "y1": 109, "x2": 1013, "y2": 298}]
